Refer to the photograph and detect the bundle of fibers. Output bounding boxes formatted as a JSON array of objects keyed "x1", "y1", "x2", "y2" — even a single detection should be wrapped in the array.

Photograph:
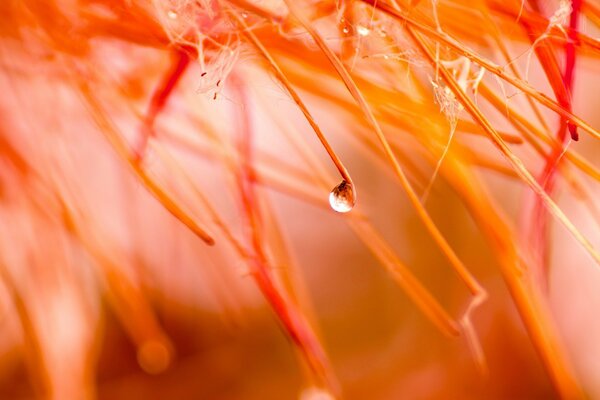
[{"x1": 0, "y1": 0, "x2": 599, "y2": 398}]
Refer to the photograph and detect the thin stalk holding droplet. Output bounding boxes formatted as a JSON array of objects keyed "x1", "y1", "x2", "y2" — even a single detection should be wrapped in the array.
[{"x1": 230, "y1": 9, "x2": 356, "y2": 211}]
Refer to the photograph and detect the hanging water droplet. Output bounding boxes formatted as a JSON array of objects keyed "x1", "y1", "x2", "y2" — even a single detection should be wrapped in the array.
[
  {"x1": 329, "y1": 180, "x2": 355, "y2": 213},
  {"x1": 342, "y1": 26, "x2": 350, "y2": 34}
]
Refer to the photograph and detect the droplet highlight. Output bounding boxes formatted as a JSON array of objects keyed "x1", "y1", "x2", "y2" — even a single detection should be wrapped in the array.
[{"x1": 329, "y1": 180, "x2": 355, "y2": 213}]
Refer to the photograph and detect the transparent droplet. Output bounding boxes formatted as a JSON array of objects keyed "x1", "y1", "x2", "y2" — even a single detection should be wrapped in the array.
[
  {"x1": 166, "y1": 10, "x2": 178, "y2": 19},
  {"x1": 329, "y1": 180, "x2": 355, "y2": 213},
  {"x1": 241, "y1": 11, "x2": 249, "y2": 18},
  {"x1": 342, "y1": 26, "x2": 350, "y2": 34},
  {"x1": 356, "y1": 25, "x2": 370, "y2": 37}
]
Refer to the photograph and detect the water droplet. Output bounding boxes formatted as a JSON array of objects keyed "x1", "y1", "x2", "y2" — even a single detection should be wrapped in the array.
[
  {"x1": 329, "y1": 180, "x2": 355, "y2": 213},
  {"x1": 241, "y1": 11, "x2": 249, "y2": 18},
  {"x1": 356, "y1": 25, "x2": 370, "y2": 37},
  {"x1": 342, "y1": 26, "x2": 350, "y2": 34},
  {"x1": 167, "y1": 10, "x2": 178, "y2": 20}
]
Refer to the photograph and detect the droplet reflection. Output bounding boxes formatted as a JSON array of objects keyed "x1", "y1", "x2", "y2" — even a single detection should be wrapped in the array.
[{"x1": 329, "y1": 180, "x2": 355, "y2": 213}]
